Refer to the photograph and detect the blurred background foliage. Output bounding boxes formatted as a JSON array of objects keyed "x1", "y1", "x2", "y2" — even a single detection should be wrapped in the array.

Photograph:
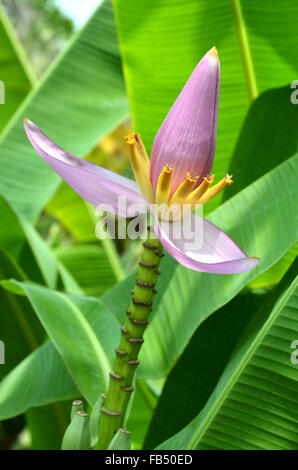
[
  {"x1": 2, "y1": 0, "x2": 73, "y2": 77},
  {"x1": 0, "y1": 0, "x2": 297, "y2": 450}
]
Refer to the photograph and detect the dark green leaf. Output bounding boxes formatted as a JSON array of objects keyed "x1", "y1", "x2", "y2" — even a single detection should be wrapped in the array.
[
  {"x1": 144, "y1": 290, "x2": 268, "y2": 449},
  {"x1": 158, "y1": 260, "x2": 298, "y2": 450},
  {"x1": 0, "y1": 341, "x2": 78, "y2": 420},
  {"x1": 26, "y1": 402, "x2": 70, "y2": 450}
]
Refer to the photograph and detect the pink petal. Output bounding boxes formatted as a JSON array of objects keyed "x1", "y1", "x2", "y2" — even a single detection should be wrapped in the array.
[
  {"x1": 154, "y1": 213, "x2": 259, "y2": 274},
  {"x1": 24, "y1": 119, "x2": 149, "y2": 218},
  {"x1": 150, "y1": 48, "x2": 220, "y2": 196}
]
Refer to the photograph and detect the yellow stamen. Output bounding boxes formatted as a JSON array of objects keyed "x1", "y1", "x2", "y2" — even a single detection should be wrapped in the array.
[
  {"x1": 135, "y1": 134, "x2": 150, "y2": 172},
  {"x1": 125, "y1": 134, "x2": 154, "y2": 202},
  {"x1": 169, "y1": 173, "x2": 198, "y2": 206},
  {"x1": 185, "y1": 174, "x2": 214, "y2": 205},
  {"x1": 198, "y1": 174, "x2": 233, "y2": 204},
  {"x1": 155, "y1": 164, "x2": 173, "y2": 204}
]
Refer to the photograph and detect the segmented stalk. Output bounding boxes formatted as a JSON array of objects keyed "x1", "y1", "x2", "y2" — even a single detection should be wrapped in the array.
[{"x1": 96, "y1": 227, "x2": 163, "y2": 449}]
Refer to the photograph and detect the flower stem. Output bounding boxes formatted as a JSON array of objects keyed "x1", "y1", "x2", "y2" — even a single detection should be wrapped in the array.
[{"x1": 96, "y1": 227, "x2": 164, "y2": 450}]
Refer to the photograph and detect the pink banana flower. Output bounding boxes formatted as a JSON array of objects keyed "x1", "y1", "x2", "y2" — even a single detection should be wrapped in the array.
[{"x1": 24, "y1": 47, "x2": 259, "y2": 274}]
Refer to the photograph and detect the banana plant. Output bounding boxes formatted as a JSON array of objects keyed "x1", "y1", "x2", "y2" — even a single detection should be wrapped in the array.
[{"x1": 0, "y1": 0, "x2": 297, "y2": 451}]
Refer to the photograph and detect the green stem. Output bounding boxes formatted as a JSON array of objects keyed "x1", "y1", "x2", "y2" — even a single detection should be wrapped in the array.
[{"x1": 96, "y1": 227, "x2": 163, "y2": 449}]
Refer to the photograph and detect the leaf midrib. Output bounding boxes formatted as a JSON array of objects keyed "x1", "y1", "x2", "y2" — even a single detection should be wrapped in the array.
[
  {"x1": 231, "y1": 0, "x2": 258, "y2": 102},
  {"x1": 53, "y1": 292, "x2": 111, "y2": 390},
  {"x1": 186, "y1": 275, "x2": 298, "y2": 449}
]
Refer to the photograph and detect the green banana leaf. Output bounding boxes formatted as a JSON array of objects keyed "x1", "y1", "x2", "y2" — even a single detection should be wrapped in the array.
[
  {"x1": 47, "y1": 183, "x2": 125, "y2": 282},
  {"x1": 0, "y1": 196, "x2": 82, "y2": 383},
  {"x1": 225, "y1": 85, "x2": 298, "y2": 201},
  {"x1": 127, "y1": 383, "x2": 157, "y2": 450},
  {"x1": 0, "y1": 281, "x2": 120, "y2": 405},
  {"x1": 0, "y1": 0, "x2": 128, "y2": 222},
  {"x1": 0, "y1": 195, "x2": 81, "y2": 292},
  {"x1": 55, "y1": 244, "x2": 117, "y2": 297},
  {"x1": 144, "y1": 290, "x2": 269, "y2": 449},
  {"x1": 0, "y1": 4, "x2": 34, "y2": 131},
  {"x1": 248, "y1": 244, "x2": 298, "y2": 290},
  {"x1": 26, "y1": 402, "x2": 70, "y2": 450},
  {"x1": 157, "y1": 260, "x2": 298, "y2": 450},
  {"x1": 225, "y1": 84, "x2": 298, "y2": 288},
  {"x1": 0, "y1": 341, "x2": 78, "y2": 420},
  {"x1": 113, "y1": 0, "x2": 298, "y2": 212},
  {"x1": 46, "y1": 182, "x2": 97, "y2": 243},
  {"x1": 0, "y1": 249, "x2": 45, "y2": 380}
]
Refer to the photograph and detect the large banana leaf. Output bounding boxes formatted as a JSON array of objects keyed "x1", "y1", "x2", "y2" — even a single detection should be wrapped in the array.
[
  {"x1": 0, "y1": 0, "x2": 128, "y2": 222},
  {"x1": 0, "y1": 247, "x2": 77, "y2": 447},
  {"x1": 55, "y1": 244, "x2": 117, "y2": 297},
  {"x1": 157, "y1": 261, "x2": 298, "y2": 450},
  {"x1": 0, "y1": 197, "x2": 81, "y2": 408},
  {"x1": 26, "y1": 402, "x2": 70, "y2": 450},
  {"x1": 0, "y1": 4, "x2": 34, "y2": 131},
  {"x1": 113, "y1": 0, "x2": 298, "y2": 212},
  {"x1": 0, "y1": 341, "x2": 78, "y2": 420},
  {"x1": 47, "y1": 183, "x2": 125, "y2": 282},
  {"x1": 0, "y1": 196, "x2": 82, "y2": 382},
  {"x1": 144, "y1": 290, "x2": 268, "y2": 449},
  {"x1": 248, "y1": 244, "x2": 298, "y2": 290},
  {"x1": 0, "y1": 195, "x2": 81, "y2": 292},
  {"x1": 225, "y1": 84, "x2": 298, "y2": 288},
  {"x1": 0, "y1": 195, "x2": 62, "y2": 379},
  {"x1": 0, "y1": 281, "x2": 120, "y2": 405},
  {"x1": 0, "y1": 319, "x2": 154, "y2": 450},
  {"x1": 0, "y1": 249, "x2": 45, "y2": 380},
  {"x1": 224, "y1": 85, "x2": 298, "y2": 201},
  {"x1": 46, "y1": 182, "x2": 97, "y2": 243}
]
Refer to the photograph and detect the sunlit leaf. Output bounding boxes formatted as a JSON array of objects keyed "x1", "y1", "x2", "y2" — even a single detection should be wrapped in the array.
[
  {"x1": 114, "y1": 0, "x2": 298, "y2": 213},
  {"x1": 55, "y1": 244, "x2": 117, "y2": 297},
  {"x1": 0, "y1": 4, "x2": 34, "y2": 131},
  {"x1": 1, "y1": 281, "x2": 120, "y2": 405},
  {"x1": 0, "y1": 0, "x2": 128, "y2": 221}
]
